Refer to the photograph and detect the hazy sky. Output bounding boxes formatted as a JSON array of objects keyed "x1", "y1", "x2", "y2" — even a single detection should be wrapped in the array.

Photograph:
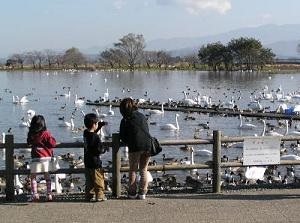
[{"x1": 0, "y1": 0, "x2": 299, "y2": 57}]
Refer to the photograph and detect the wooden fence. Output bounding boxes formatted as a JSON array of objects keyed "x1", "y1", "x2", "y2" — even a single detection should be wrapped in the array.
[{"x1": 1, "y1": 132, "x2": 300, "y2": 201}]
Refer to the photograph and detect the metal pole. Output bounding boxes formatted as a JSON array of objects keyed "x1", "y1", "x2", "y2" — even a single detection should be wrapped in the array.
[
  {"x1": 112, "y1": 133, "x2": 121, "y2": 198},
  {"x1": 5, "y1": 135, "x2": 14, "y2": 201},
  {"x1": 213, "y1": 130, "x2": 221, "y2": 193}
]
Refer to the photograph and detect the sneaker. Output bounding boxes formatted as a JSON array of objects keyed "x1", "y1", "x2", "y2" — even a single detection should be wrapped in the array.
[
  {"x1": 138, "y1": 194, "x2": 146, "y2": 200},
  {"x1": 28, "y1": 194, "x2": 40, "y2": 202},
  {"x1": 127, "y1": 194, "x2": 137, "y2": 199},
  {"x1": 97, "y1": 197, "x2": 107, "y2": 202},
  {"x1": 90, "y1": 196, "x2": 96, "y2": 202},
  {"x1": 46, "y1": 194, "x2": 53, "y2": 202},
  {"x1": 90, "y1": 196, "x2": 107, "y2": 202}
]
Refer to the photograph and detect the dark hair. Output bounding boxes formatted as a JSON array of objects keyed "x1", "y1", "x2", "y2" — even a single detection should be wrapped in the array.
[
  {"x1": 120, "y1": 97, "x2": 138, "y2": 118},
  {"x1": 84, "y1": 113, "x2": 99, "y2": 129},
  {"x1": 28, "y1": 115, "x2": 47, "y2": 135}
]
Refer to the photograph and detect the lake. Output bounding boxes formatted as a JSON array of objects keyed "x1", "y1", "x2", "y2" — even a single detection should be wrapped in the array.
[{"x1": 0, "y1": 70, "x2": 299, "y2": 172}]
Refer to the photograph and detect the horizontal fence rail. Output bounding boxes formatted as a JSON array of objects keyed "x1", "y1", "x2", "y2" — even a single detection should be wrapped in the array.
[{"x1": 1, "y1": 132, "x2": 300, "y2": 200}]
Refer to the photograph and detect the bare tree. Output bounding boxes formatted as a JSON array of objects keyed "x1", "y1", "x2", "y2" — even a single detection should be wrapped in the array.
[
  {"x1": 143, "y1": 51, "x2": 156, "y2": 69},
  {"x1": 44, "y1": 49, "x2": 56, "y2": 68},
  {"x1": 53, "y1": 53, "x2": 64, "y2": 68},
  {"x1": 100, "y1": 48, "x2": 124, "y2": 68},
  {"x1": 25, "y1": 52, "x2": 37, "y2": 69},
  {"x1": 11, "y1": 53, "x2": 26, "y2": 69},
  {"x1": 114, "y1": 33, "x2": 145, "y2": 71},
  {"x1": 155, "y1": 50, "x2": 172, "y2": 69},
  {"x1": 33, "y1": 51, "x2": 45, "y2": 69},
  {"x1": 184, "y1": 53, "x2": 199, "y2": 69}
]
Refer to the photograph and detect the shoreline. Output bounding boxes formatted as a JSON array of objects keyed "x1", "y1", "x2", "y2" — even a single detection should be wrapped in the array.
[{"x1": 0, "y1": 64, "x2": 300, "y2": 74}]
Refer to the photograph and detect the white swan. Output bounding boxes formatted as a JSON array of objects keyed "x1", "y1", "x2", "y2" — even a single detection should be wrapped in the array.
[
  {"x1": 64, "y1": 90, "x2": 71, "y2": 97},
  {"x1": 223, "y1": 96, "x2": 235, "y2": 109},
  {"x1": 160, "y1": 114, "x2": 180, "y2": 131},
  {"x1": 265, "y1": 120, "x2": 288, "y2": 136},
  {"x1": 19, "y1": 96, "x2": 29, "y2": 104},
  {"x1": 286, "y1": 120, "x2": 300, "y2": 136},
  {"x1": 74, "y1": 95, "x2": 84, "y2": 106},
  {"x1": 12, "y1": 95, "x2": 20, "y2": 104},
  {"x1": 181, "y1": 91, "x2": 197, "y2": 106},
  {"x1": 245, "y1": 166, "x2": 266, "y2": 180},
  {"x1": 238, "y1": 114, "x2": 257, "y2": 130},
  {"x1": 19, "y1": 117, "x2": 30, "y2": 127},
  {"x1": 26, "y1": 109, "x2": 36, "y2": 119},
  {"x1": 254, "y1": 120, "x2": 266, "y2": 137},
  {"x1": 194, "y1": 149, "x2": 212, "y2": 157},
  {"x1": 262, "y1": 91, "x2": 273, "y2": 100},
  {"x1": 1, "y1": 132, "x2": 5, "y2": 144},
  {"x1": 103, "y1": 89, "x2": 109, "y2": 101},
  {"x1": 248, "y1": 100, "x2": 262, "y2": 111},
  {"x1": 280, "y1": 154, "x2": 300, "y2": 160},
  {"x1": 93, "y1": 107, "x2": 107, "y2": 118},
  {"x1": 180, "y1": 147, "x2": 196, "y2": 174},
  {"x1": 148, "y1": 104, "x2": 164, "y2": 115},
  {"x1": 14, "y1": 174, "x2": 23, "y2": 195},
  {"x1": 58, "y1": 117, "x2": 74, "y2": 129},
  {"x1": 107, "y1": 104, "x2": 114, "y2": 116}
]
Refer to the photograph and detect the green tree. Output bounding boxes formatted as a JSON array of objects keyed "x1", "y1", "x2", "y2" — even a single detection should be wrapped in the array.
[
  {"x1": 100, "y1": 48, "x2": 124, "y2": 68},
  {"x1": 114, "y1": 33, "x2": 145, "y2": 71},
  {"x1": 228, "y1": 37, "x2": 263, "y2": 70},
  {"x1": 257, "y1": 48, "x2": 275, "y2": 69},
  {"x1": 62, "y1": 47, "x2": 86, "y2": 68},
  {"x1": 198, "y1": 42, "x2": 226, "y2": 71}
]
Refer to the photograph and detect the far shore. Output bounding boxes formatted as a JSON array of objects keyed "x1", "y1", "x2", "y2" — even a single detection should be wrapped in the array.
[{"x1": 0, "y1": 63, "x2": 300, "y2": 74}]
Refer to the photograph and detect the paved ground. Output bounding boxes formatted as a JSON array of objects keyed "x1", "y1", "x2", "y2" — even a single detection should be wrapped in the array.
[{"x1": 1, "y1": 189, "x2": 300, "y2": 223}]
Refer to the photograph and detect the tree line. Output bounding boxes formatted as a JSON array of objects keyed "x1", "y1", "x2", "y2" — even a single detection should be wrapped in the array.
[{"x1": 3, "y1": 34, "x2": 275, "y2": 71}]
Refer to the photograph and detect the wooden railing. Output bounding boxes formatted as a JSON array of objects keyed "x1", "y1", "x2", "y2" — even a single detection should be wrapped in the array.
[{"x1": 2, "y1": 132, "x2": 300, "y2": 201}]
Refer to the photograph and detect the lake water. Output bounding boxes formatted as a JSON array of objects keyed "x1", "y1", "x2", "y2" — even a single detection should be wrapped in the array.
[{"x1": 0, "y1": 70, "x2": 299, "y2": 176}]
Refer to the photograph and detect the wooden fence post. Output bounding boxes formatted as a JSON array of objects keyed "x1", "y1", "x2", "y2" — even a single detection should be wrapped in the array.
[
  {"x1": 112, "y1": 133, "x2": 121, "y2": 198},
  {"x1": 5, "y1": 135, "x2": 14, "y2": 201},
  {"x1": 213, "y1": 130, "x2": 221, "y2": 193}
]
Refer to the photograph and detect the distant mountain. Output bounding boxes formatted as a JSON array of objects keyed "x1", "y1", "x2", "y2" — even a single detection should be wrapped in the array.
[
  {"x1": 266, "y1": 40, "x2": 300, "y2": 58},
  {"x1": 146, "y1": 24, "x2": 300, "y2": 57}
]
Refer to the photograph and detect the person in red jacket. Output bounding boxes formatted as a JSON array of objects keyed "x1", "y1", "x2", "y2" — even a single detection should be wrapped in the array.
[{"x1": 27, "y1": 115, "x2": 56, "y2": 202}]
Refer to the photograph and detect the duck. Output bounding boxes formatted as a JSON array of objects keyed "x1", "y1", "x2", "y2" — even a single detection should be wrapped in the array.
[
  {"x1": 162, "y1": 154, "x2": 175, "y2": 162},
  {"x1": 70, "y1": 156, "x2": 84, "y2": 169},
  {"x1": 198, "y1": 121, "x2": 209, "y2": 129},
  {"x1": 160, "y1": 114, "x2": 180, "y2": 131}
]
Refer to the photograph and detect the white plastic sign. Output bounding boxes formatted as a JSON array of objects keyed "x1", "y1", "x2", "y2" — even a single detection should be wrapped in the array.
[{"x1": 243, "y1": 137, "x2": 281, "y2": 165}]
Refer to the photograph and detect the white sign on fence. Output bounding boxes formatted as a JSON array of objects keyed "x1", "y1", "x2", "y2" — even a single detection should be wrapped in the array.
[{"x1": 243, "y1": 137, "x2": 281, "y2": 165}]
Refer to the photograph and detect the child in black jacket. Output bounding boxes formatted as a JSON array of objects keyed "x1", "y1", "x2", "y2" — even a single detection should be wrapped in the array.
[{"x1": 83, "y1": 113, "x2": 107, "y2": 202}]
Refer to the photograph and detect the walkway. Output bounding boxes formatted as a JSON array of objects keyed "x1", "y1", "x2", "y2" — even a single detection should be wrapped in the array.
[{"x1": 1, "y1": 189, "x2": 300, "y2": 223}]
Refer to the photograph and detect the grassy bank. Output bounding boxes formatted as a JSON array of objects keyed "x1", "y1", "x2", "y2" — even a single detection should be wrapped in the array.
[{"x1": 1, "y1": 63, "x2": 300, "y2": 74}]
